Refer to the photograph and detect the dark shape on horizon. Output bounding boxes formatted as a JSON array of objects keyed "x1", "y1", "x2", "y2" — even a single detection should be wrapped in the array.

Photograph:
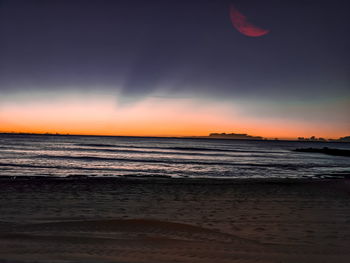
[
  {"x1": 336, "y1": 136, "x2": 350, "y2": 142},
  {"x1": 294, "y1": 147, "x2": 350, "y2": 157},
  {"x1": 209, "y1": 133, "x2": 263, "y2": 140},
  {"x1": 298, "y1": 136, "x2": 326, "y2": 142},
  {"x1": 298, "y1": 136, "x2": 350, "y2": 142}
]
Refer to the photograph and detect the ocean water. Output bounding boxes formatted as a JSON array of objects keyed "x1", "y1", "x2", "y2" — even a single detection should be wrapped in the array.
[{"x1": 0, "y1": 134, "x2": 349, "y2": 179}]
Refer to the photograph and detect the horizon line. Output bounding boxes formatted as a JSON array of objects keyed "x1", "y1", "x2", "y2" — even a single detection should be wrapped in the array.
[{"x1": 0, "y1": 131, "x2": 347, "y2": 142}]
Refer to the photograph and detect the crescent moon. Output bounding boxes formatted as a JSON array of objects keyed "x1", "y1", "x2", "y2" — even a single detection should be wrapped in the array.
[{"x1": 229, "y1": 4, "x2": 269, "y2": 37}]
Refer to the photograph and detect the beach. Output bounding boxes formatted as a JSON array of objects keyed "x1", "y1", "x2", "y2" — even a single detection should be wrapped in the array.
[{"x1": 1, "y1": 177, "x2": 349, "y2": 263}]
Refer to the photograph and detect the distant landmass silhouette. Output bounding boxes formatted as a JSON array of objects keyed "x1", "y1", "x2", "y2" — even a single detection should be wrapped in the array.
[
  {"x1": 208, "y1": 133, "x2": 263, "y2": 140},
  {"x1": 298, "y1": 136, "x2": 350, "y2": 142},
  {"x1": 333, "y1": 136, "x2": 350, "y2": 142}
]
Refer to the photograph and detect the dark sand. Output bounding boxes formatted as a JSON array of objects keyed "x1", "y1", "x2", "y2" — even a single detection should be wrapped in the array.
[{"x1": 0, "y1": 178, "x2": 350, "y2": 262}]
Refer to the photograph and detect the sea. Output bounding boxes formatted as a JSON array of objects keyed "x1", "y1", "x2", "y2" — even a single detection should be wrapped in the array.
[{"x1": 0, "y1": 134, "x2": 349, "y2": 180}]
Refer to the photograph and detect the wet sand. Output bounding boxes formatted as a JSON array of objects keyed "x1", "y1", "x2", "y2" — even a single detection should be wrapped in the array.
[{"x1": 0, "y1": 178, "x2": 350, "y2": 262}]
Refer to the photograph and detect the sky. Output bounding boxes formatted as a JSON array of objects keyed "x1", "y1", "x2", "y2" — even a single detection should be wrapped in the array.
[{"x1": 0, "y1": 0, "x2": 349, "y2": 138}]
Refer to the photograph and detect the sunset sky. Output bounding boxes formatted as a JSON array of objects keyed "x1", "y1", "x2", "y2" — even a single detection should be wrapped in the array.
[{"x1": 0, "y1": 0, "x2": 349, "y2": 139}]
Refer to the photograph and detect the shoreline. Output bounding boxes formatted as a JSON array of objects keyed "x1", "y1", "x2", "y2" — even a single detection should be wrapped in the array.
[{"x1": 1, "y1": 175, "x2": 350, "y2": 184}]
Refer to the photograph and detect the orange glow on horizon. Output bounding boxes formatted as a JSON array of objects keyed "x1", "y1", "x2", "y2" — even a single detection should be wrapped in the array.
[{"x1": 0, "y1": 96, "x2": 348, "y2": 139}]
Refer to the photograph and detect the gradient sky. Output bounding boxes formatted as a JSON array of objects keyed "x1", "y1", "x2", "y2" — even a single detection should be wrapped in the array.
[{"x1": 0, "y1": 0, "x2": 349, "y2": 138}]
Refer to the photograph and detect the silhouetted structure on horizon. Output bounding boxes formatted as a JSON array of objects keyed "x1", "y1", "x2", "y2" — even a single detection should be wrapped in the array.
[
  {"x1": 209, "y1": 133, "x2": 263, "y2": 140},
  {"x1": 335, "y1": 136, "x2": 350, "y2": 142},
  {"x1": 298, "y1": 136, "x2": 350, "y2": 142},
  {"x1": 298, "y1": 136, "x2": 326, "y2": 142}
]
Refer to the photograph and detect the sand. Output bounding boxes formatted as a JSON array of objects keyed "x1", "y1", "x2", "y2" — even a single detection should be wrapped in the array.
[{"x1": 0, "y1": 177, "x2": 350, "y2": 262}]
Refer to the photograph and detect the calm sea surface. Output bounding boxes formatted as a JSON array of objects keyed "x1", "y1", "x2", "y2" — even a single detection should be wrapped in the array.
[{"x1": 0, "y1": 134, "x2": 349, "y2": 179}]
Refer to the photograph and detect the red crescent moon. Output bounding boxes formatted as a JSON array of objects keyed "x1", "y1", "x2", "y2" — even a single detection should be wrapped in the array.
[{"x1": 229, "y1": 4, "x2": 269, "y2": 37}]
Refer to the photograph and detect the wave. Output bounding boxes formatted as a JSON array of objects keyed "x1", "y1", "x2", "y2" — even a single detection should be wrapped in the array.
[
  {"x1": 13, "y1": 154, "x2": 336, "y2": 169},
  {"x1": 0, "y1": 162, "x2": 155, "y2": 172},
  {"x1": 1, "y1": 160, "x2": 349, "y2": 180},
  {"x1": 168, "y1": 146, "x2": 263, "y2": 153},
  {"x1": 75, "y1": 143, "x2": 117, "y2": 148},
  {"x1": 76, "y1": 143, "x2": 234, "y2": 152},
  {"x1": 0, "y1": 162, "x2": 97, "y2": 170},
  {"x1": 2, "y1": 143, "x2": 283, "y2": 156},
  {"x1": 48, "y1": 147, "x2": 236, "y2": 158},
  {"x1": 0, "y1": 173, "x2": 348, "y2": 181},
  {"x1": 75, "y1": 143, "x2": 281, "y2": 154},
  {"x1": 32, "y1": 154, "x2": 252, "y2": 165}
]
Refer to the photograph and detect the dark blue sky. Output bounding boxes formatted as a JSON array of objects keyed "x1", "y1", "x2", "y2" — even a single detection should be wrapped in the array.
[{"x1": 1, "y1": 0, "x2": 349, "y2": 99}]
